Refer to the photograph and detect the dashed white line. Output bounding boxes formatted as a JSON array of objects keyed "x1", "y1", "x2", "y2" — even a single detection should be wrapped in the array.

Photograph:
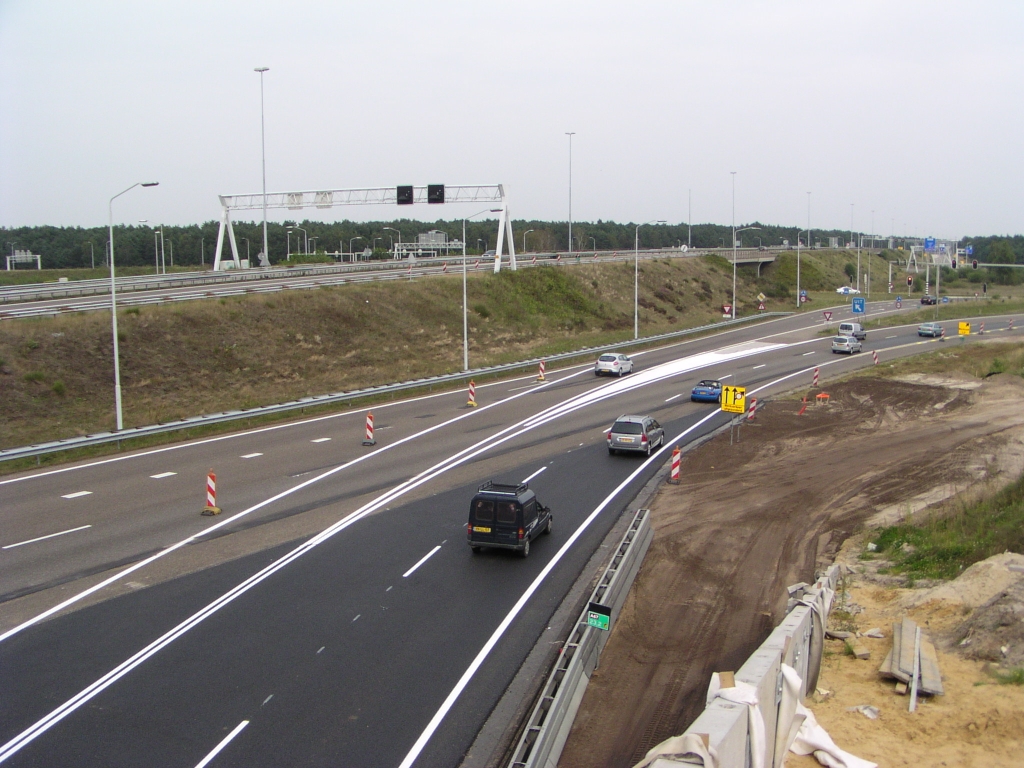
[
  {"x1": 61, "y1": 491, "x2": 92, "y2": 499},
  {"x1": 385, "y1": 586, "x2": 393, "y2": 592},
  {"x1": 317, "y1": 646, "x2": 325, "y2": 654},
  {"x1": 403, "y1": 545, "x2": 442, "y2": 578},
  {"x1": 522, "y1": 466, "x2": 547, "y2": 483},
  {"x1": 149, "y1": 472, "x2": 176, "y2": 479},
  {"x1": 719, "y1": 374, "x2": 733, "y2": 380},
  {"x1": 240, "y1": 453, "x2": 263, "y2": 459},
  {"x1": 665, "y1": 393, "x2": 682, "y2": 402},
  {"x1": 310, "y1": 438, "x2": 331, "y2": 443},
  {"x1": 261, "y1": 694, "x2": 273, "y2": 706},
  {"x1": 886, "y1": 335, "x2": 898, "y2": 339},
  {"x1": 802, "y1": 351, "x2": 816, "y2": 356},
  {"x1": 194, "y1": 720, "x2": 248, "y2": 768},
  {"x1": 3, "y1": 525, "x2": 93, "y2": 550},
  {"x1": 752, "y1": 364, "x2": 766, "y2": 370},
  {"x1": 352, "y1": 614, "x2": 361, "y2": 622}
]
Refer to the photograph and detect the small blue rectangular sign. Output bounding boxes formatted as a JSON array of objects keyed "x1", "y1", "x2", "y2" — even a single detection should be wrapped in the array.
[{"x1": 852, "y1": 297, "x2": 866, "y2": 313}]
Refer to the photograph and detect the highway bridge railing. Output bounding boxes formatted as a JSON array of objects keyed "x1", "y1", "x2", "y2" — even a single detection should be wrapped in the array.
[
  {"x1": 0, "y1": 313, "x2": 789, "y2": 464},
  {"x1": 508, "y1": 507, "x2": 654, "y2": 768}
]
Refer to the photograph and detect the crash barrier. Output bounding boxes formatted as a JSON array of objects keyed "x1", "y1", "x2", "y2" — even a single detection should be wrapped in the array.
[
  {"x1": 639, "y1": 564, "x2": 841, "y2": 768},
  {"x1": 508, "y1": 507, "x2": 654, "y2": 768},
  {"x1": 1, "y1": 314, "x2": 787, "y2": 464}
]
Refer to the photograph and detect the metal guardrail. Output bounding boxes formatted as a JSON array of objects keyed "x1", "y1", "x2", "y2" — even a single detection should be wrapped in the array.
[
  {"x1": 0, "y1": 313, "x2": 789, "y2": 463},
  {"x1": 509, "y1": 507, "x2": 654, "y2": 768}
]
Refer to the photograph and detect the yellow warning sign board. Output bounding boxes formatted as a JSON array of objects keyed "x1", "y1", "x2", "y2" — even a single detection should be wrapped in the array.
[
  {"x1": 721, "y1": 385, "x2": 746, "y2": 414},
  {"x1": 958, "y1": 322, "x2": 971, "y2": 336}
]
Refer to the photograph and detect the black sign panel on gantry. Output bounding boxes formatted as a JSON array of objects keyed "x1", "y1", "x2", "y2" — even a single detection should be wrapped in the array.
[
  {"x1": 428, "y1": 184, "x2": 445, "y2": 204},
  {"x1": 397, "y1": 185, "x2": 414, "y2": 205}
]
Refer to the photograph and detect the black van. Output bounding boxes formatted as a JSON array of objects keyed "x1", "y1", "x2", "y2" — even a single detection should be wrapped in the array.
[{"x1": 467, "y1": 481, "x2": 552, "y2": 558}]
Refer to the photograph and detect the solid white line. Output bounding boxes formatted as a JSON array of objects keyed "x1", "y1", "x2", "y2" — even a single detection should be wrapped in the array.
[
  {"x1": 664, "y1": 393, "x2": 682, "y2": 402},
  {"x1": 752, "y1": 364, "x2": 766, "y2": 370},
  {"x1": 403, "y1": 546, "x2": 442, "y2": 578},
  {"x1": 149, "y1": 472, "x2": 176, "y2": 479},
  {"x1": 310, "y1": 438, "x2": 331, "y2": 443},
  {"x1": 193, "y1": 720, "x2": 248, "y2": 768},
  {"x1": 521, "y1": 466, "x2": 547, "y2": 483},
  {"x1": 240, "y1": 453, "x2": 263, "y2": 459},
  {"x1": 3, "y1": 525, "x2": 92, "y2": 550},
  {"x1": 61, "y1": 491, "x2": 92, "y2": 499}
]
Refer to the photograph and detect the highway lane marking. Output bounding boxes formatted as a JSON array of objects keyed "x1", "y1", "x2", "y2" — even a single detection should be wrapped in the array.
[
  {"x1": 310, "y1": 438, "x2": 331, "y2": 443},
  {"x1": 61, "y1": 491, "x2": 92, "y2": 499},
  {"x1": 352, "y1": 614, "x2": 361, "y2": 622},
  {"x1": 886, "y1": 335, "x2": 898, "y2": 339},
  {"x1": 261, "y1": 695, "x2": 273, "y2": 706},
  {"x1": 521, "y1": 466, "x2": 547, "y2": 483},
  {"x1": 403, "y1": 545, "x2": 442, "y2": 578},
  {"x1": 194, "y1": 720, "x2": 248, "y2": 768},
  {"x1": 3, "y1": 525, "x2": 92, "y2": 550},
  {"x1": 317, "y1": 647, "x2": 325, "y2": 654},
  {"x1": 664, "y1": 393, "x2": 682, "y2": 402},
  {"x1": 802, "y1": 351, "x2": 816, "y2": 356},
  {"x1": 752, "y1": 364, "x2": 766, "y2": 369},
  {"x1": 240, "y1": 453, "x2": 263, "y2": 459},
  {"x1": 149, "y1": 472, "x2": 176, "y2": 479},
  {"x1": 719, "y1": 374, "x2": 733, "y2": 380},
  {"x1": 386, "y1": 586, "x2": 393, "y2": 592}
]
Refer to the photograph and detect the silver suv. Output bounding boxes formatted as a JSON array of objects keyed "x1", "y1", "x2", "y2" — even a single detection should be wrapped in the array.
[
  {"x1": 831, "y1": 335, "x2": 863, "y2": 354},
  {"x1": 606, "y1": 415, "x2": 664, "y2": 456}
]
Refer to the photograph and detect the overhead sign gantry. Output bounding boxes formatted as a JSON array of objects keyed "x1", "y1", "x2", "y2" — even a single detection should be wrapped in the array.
[{"x1": 213, "y1": 184, "x2": 516, "y2": 273}]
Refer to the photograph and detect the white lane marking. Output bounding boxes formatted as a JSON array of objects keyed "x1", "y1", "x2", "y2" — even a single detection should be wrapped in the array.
[
  {"x1": 718, "y1": 374, "x2": 733, "y2": 380},
  {"x1": 752, "y1": 364, "x2": 766, "y2": 370},
  {"x1": 352, "y1": 614, "x2": 361, "y2": 622},
  {"x1": 403, "y1": 545, "x2": 442, "y2": 578},
  {"x1": 664, "y1": 393, "x2": 682, "y2": 402},
  {"x1": 0, "y1": 342, "x2": 795, "y2": 760},
  {"x1": 802, "y1": 351, "x2": 816, "y2": 356},
  {"x1": 61, "y1": 491, "x2": 92, "y2": 499},
  {"x1": 240, "y1": 453, "x2": 263, "y2": 459},
  {"x1": 521, "y1": 466, "x2": 547, "y2": 483},
  {"x1": 149, "y1": 472, "x2": 176, "y2": 479},
  {"x1": 396, "y1": 408, "x2": 723, "y2": 768},
  {"x1": 317, "y1": 647, "x2": 325, "y2": 654},
  {"x1": 194, "y1": 720, "x2": 248, "y2": 768},
  {"x1": 261, "y1": 695, "x2": 273, "y2": 706},
  {"x1": 507, "y1": 382, "x2": 544, "y2": 392},
  {"x1": 386, "y1": 586, "x2": 393, "y2": 592},
  {"x1": 310, "y1": 438, "x2": 331, "y2": 443},
  {"x1": 886, "y1": 335, "x2": 897, "y2": 339},
  {"x1": 3, "y1": 525, "x2": 92, "y2": 550}
]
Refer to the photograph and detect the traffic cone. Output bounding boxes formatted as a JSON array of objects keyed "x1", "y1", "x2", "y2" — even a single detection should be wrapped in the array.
[{"x1": 201, "y1": 471, "x2": 221, "y2": 516}]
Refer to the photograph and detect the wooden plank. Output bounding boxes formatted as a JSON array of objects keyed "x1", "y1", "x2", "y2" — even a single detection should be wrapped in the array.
[
  {"x1": 888, "y1": 620, "x2": 910, "y2": 682},
  {"x1": 894, "y1": 681, "x2": 908, "y2": 695},
  {"x1": 919, "y1": 639, "x2": 945, "y2": 696},
  {"x1": 879, "y1": 648, "x2": 894, "y2": 677},
  {"x1": 897, "y1": 618, "x2": 919, "y2": 681},
  {"x1": 852, "y1": 643, "x2": 871, "y2": 660}
]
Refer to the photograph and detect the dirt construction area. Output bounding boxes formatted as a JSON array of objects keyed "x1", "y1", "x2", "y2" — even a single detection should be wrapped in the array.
[{"x1": 558, "y1": 372, "x2": 1024, "y2": 767}]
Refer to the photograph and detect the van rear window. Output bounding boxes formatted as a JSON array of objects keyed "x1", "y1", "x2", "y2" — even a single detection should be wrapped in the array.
[
  {"x1": 473, "y1": 500, "x2": 494, "y2": 522},
  {"x1": 496, "y1": 502, "x2": 517, "y2": 523}
]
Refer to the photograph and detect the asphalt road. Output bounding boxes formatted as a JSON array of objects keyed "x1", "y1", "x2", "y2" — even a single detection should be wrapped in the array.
[{"x1": 1, "y1": 303, "x2": 1019, "y2": 767}]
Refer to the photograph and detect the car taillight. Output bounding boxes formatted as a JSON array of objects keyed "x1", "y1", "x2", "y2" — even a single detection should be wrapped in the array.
[
  {"x1": 641, "y1": 434, "x2": 648, "y2": 443},
  {"x1": 606, "y1": 431, "x2": 612, "y2": 440},
  {"x1": 518, "y1": 528, "x2": 525, "y2": 539}
]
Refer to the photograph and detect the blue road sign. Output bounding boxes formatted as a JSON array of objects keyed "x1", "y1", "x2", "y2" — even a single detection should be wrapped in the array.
[
  {"x1": 896, "y1": 296, "x2": 903, "y2": 302},
  {"x1": 925, "y1": 237, "x2": 936, "y2": 252},
  {"x1": 800, "y1": 289, "x2": 808, "y2": 297},
  {"x1": 966, "y1": 245, "x2": 974, "y2": 256},
  {"x1": 852, "y1": 297, "x2": 866, "y2": 314}
]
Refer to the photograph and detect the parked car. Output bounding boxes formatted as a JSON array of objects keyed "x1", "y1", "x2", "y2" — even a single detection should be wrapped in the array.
[
  {"x1": 595, "y1": 353, "x2": 634, "y2": 377},
  {"x1": 606, "y1": 415, "x2": 664, "y2": 456},
  {"x1": 467, "y1": 481, "x2": 552, "y2": 558},
  {"x1": 920, "y1": 295, "x2": 938, "y2": 305},
  {"x1": 690, "y1": 379, "x2": 723, "y2": 403},
  {"x1": 838, "y1": 322, "x2": 867, "y2": 340},
  {"x1": 835, "y1": 286, "x2": 861, "y2": 295},
  {"x1": 918, "y1": 322, "x2": 944, "y2": 337},
  {"x1": 831, "y1": 336, "x2": 863, "y2": 354}
]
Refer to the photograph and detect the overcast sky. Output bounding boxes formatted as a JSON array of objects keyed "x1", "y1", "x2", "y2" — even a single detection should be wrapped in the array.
[{"x1": 2, "y1": 2, "x2": 1021, "y2": 239}]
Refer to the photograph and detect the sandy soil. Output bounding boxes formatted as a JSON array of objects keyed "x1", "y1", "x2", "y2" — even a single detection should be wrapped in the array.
[{"x1": 558, "y1": 373, "x2": 1024, "y2": 767}]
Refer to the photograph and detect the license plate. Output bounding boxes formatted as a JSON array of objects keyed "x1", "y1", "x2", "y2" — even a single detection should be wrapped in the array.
[
  {"x1": 619, "y1": 437, "x2": 634, "y2": 443},
  {"x1": 473, "y1": 526, "x2": 491, "y2": 533}
]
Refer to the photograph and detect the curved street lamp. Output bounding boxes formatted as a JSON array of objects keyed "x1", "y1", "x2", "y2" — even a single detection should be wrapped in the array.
[
  {"x1": 349, "y1": 236, "x2": 363, "y2": 258},
  {"x1": 109, "y1": 181, "x2": 158, "y2": 430},
  {"x1": 635, "y1": 219, "x2": 666, "y2": 338},
  {"x1": 523, "y1": 229, "x2": 534, "y2": 253}
]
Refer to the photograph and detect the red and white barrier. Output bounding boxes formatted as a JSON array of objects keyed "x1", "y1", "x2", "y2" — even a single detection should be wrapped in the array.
[
  {"x1": 467, "y1": 380, "x2": 477, "y2": 408},
  {"x1": 668, "y1": 446, "x2": 681, "y2": 484},
  {"x1": 746, "y1": 398, "x2": 758, "y2": 421},
  {"x1": 979, "y1": 322, "x2": 985, "y2": 334},
  {"x1": 537, "y1": 360, "x2": 546, "y2": 381},
  {"x1": 363, "y1": 412, "x2": 376, "y2": 445},
  {"x1": 474, "y1": 259, "x2": 480, "y2": 269},
  {"x1": 812, "y1": 367, "x2": 819, "y2": 387},
  {"x1": 201, "y1": 471, "x2": 221, "y2": 516},
  {"x1": 531, "y1": 255, "x2": 538, "y2": 265},
  {"x1": 872, "y1": 350, "x2": 879, "y2": 365},
  {"x1": 1010, "y1": 318, "x2": 1015, "y2": 330},
  {"x1": 940, "y1": 326, "x2": 946, "y2": 340},
  {"x1": 442, "y1": 262, "x2": 448, "y2": 273}
]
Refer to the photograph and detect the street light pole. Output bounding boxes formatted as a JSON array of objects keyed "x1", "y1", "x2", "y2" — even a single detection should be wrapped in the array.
[
  {"x1": 242, "y1": 238, "x2": 250, "y2": 262},
  {"x1": 731, "y1": 172, "x2": 737, "y2": 319},
  {"x1": 590, "y1": 236, "x2": 596, "y2": 253},
  {"x1": 87, "y1": 242, "x2": 94, "y2": 269},
  {"x1": 688, "y1": 188, "x2": 692, "y2": 248},
  {"x1": 565, "y1": 132, "x2": 575, "y2": 257},
  {"x1": 382, "y1": 227, "x2": 400, "y2": 257},
  {"x1": 109, "y1": 182, "x2": 158, "y2": 431},
  {"x1": 796, "y1": 229, "x2": 808, "y2": 310},
  {"x1": 462, "y1": 208, "x2": 502, "y2": 370},
  {"x1": 635, "y1": 219, "x2": 666, "y2": 339},
  {"x1": 254, "y1": 67, "x2": 270, "y2": 264},
  {"x1": 523, "y1": 229, "x2": 534, "y2": 253},
  {"x1": 349, "y1": 236, "x2": 363, "y2": 259}
]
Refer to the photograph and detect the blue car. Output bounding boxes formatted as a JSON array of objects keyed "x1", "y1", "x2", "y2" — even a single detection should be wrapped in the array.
[{"x1": 690, "y1": 379, "x2": 723, "y2": 403}]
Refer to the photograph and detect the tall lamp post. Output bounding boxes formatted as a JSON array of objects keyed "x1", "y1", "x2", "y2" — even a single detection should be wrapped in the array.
[
  {"x1": 286, "y1": 227, "x2": 293, "y2": 260},
  {"x1": 523, "y1": 229, "x2": 534, "y2": 253},
  {"x1": 242, "y1": 238, "x2": 250, "y2": 263},
  {"x1": 349, "y1": 236, "x2": 363, "y2": 259},
  {"x1": 463, "y1": 209, "x2": 502, "y2": 370},
  {"x1": 795, "y1": 229, "x2": 808, "y2": 310},
  {"x1": 309, "y1": 237, "x2": 319, "y2": 253},
  {"x1": 254, "y1": 67, "x2": 270, "y2": 264},
  {"x1": 635, "y1": 219, "x2": 666, "y2": 338},
  {"x1": 382, "y1": 226, "x2": 401, "y2": 257},
  {"x1": 293, "y1": 226, "x2": 307, "y2": 255},
  {"x1": 565, "y1": 132, "x2": 575, "y2": 257},
  {"x1": 109, "y1": 182, "x2": 158, "y2": 431}
]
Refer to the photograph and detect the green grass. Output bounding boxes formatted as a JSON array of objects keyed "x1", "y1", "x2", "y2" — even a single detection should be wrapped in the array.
[
  {"x1": 990, "y1": 667, "x2": 1024, "y2": 685},
  {"x1": 870, "y1": 473, "x2": 1024, "y2": 581}
]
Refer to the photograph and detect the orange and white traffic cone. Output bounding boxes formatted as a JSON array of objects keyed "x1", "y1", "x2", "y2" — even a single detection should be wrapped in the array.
[
  {"x1": 362, "y1": 412, "x2": 376, "y2": 446},
  {"x1": 668, "y1": 446, "x2": 681, "y2": 484},
  {"x1": 537, "y1": 360, "x2": 546, "y2": 381},
  {"x1": 201, "y1": 471, "x2": 222, "y2": 516},
  {"x1": 467, "y1": 380, "x2": 477, "y2": 408}
]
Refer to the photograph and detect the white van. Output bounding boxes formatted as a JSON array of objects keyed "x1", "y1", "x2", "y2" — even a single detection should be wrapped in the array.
[{"x1": 838, "y1": 322, "x2": 866, "y2": 340}]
